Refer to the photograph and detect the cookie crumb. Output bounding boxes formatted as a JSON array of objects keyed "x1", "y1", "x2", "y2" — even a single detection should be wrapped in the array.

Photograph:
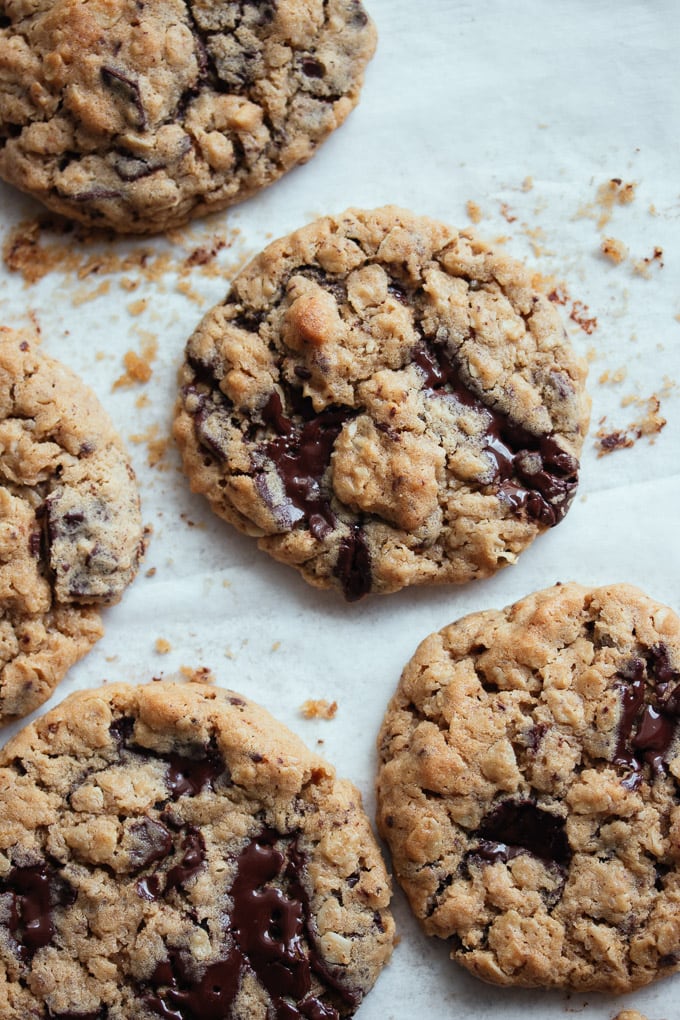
[
  {"x1": 521, "y1": 176, "x2": 533, "y2": 192},
  {"x1": 113, "y1": 339, "x2": 157, "y2": 389},
  {"x1": 145, "y1": 567, "x2": 157, "y2": 577},
  {"x1": 596, "y1": 178, "x2": 636, "y2": 228},
  {"x1": 155, "y1": 638, "x2": 171, "y2": 654},
  {"x1": 612, "y1": 1011, "x2": 649, "y2": 1020},
  {"x1": 466, "y1": 200, "x2": 482, "y2": 224},
  {"x1": 180, "y1": 665, "x2": 215, "y2": 684},
  {"x1": 633, "y1": 246, "x2": 664, "y2": 278},
  {"x1": 301, "y1": 699, "x2": 338, "y2": 720},
  {"x1": 127, "y1": 298, "x2": 148, "y2": 316},
  {"x1": 271, "y1": 641, "x2": 281, "y2": 652},
  {"x1": 601, "y1": 237, "x2": 628, "y2": 264},
  {"x1": 595, "y1": 394, "x2": 667, "y2": 456},
  {"x1": 569, "y1": 300, "x2": 598, "y2": 334}
]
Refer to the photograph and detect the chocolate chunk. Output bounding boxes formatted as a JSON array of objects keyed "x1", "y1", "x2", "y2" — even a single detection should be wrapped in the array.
[
  {"x1": 165, "y1": 829, "x2": 205, "y2": 894},
  {"x1": 146, "y1": 830, "x2": 351, "y2": 1020},
  {"x1": 413, "y1": 342, "x2": 579, "y2": 526},
  {"x1": 100, "y1": 65, "x2": 147, "y2": 129},
  {"x1": 1, "y1": 864, "x2": 74, "y2": 958},
  {"x1": 477, "y1": 800, "x2": 571, "y2": 865},
  {"x1": 129, "y1": 818, "x2": 173, "y2": 871},
  {"x1": 333, "y1": 525, "x2": 372, "y2": 602},
  {"x1": 614, "y1": 663, "x2": 679, "y2": 789},
  {"x1": 166, "y1": 750, "x2": 225, "y2": 799},
  {"x1": 301, "y1": 57, "x2": 325, "y2": 78},
  {"x1": 257, "y1": 391, "x2": 354, "y2": 541}
]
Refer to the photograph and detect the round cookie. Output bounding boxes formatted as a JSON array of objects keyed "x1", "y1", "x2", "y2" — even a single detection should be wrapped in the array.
[
  {"x1": 174, "y1": 207, "x2": 590, "y2": 600},
  {"x1": 0, "y1": 680, "x2": 394, "y2": 1018},
  {"x1": 0, "y1": 328, "x2": 144, "y2": 723},
  {"x1": 0, "y1": 0, "x2": 376, "y2": 233},
  {"x1": 376, "y1": 582, "x2": 680, "y2": 992}
]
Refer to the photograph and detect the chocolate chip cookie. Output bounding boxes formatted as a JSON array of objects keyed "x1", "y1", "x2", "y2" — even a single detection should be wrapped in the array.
[
  {"x1": 0, "y1": 328, "x2": 144, "y2": 723},
  {"x1": 376, "y1": 582, "x2": 680, "y2": 992},
  {"x1": 174, "y1": 207, "x2": 590, "y2": 600},
  {"x1": 0, "y1": 0, "x2": 376, "y2": 233},
  {"x1": 0, "y1": 680, "x2": 394, "y2": 1018}
]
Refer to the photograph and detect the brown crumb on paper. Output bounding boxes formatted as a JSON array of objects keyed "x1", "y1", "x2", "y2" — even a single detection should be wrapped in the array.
[
  {"x1": 633, "y1": 246, "x2": 664, "y2": 278},
  {"x1": 113, "y1": 336, "x2": 158, "y2": 389},
  {"x1": 601, "y1": 237, "x2": 628, "y2": 264},
  {"x1": 595, "y1": 394, "x2": 667, "y2": 456},
  {"x1": 611, "y1": 1011, "x2": 649, "y2": 1020},
  {"x1": 465, "y1": 200, "x2": 482, "y2": 224},
  {"x1": 595, "y1": 178, "x2": 636, "y2": 229},
  {"x1": 129, "y1": 423, "x2": 171, "y2": 469},
  {"x1": 155, "y1": 638, "x2": 172, "y2": 654},
  {"x1": 181, "y1": 665, "x2": 216, "y2": 685},
  {"x1": 569, "y1": 300, "x2": 598, "y2": 334},
  {"x1": 301, "y1": 699, "x2": 338, "y2": 720}
]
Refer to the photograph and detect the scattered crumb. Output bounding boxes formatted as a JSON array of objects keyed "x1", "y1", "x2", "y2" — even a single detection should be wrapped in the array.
[
  {"x1": 598, "y1": 367, "x2": 627, "y2": 385},
  {"x1": 145, "y1": 567, "x2": 157, "y2": 577},
  {"x1": 225, "y1": 647, "x2": 235, "y2": 660},
  {"x1": 105, "y1": 655, "x2": 119, "y2": 663},
  {"x1": 180, "y1": 665, "x2": 216, "y2": 685},
  {"x1": 271, "y1": 641, "x2": 281, "y2": 652},
  {"x1": 595, "y1": 178, "x2": 636, "y2": 228},
  {"x1": 127, "y1": 298, "x2": 149, "y2": 316},
  {"x1": 500, "y1": 202, "x2": 517, "y2": 223},
  {"x1": 176, "y1": 278, "x2": 205, "y2": 304},
  {"x1": 547, "y1": 283, "x2": 569, "y2": 305},
  {"x1": 155, "y1": 638, "x2": 172, "y2": 654},
  {"x1": 633, "y1": 246, "x2": 664, "y2": 278},
  {"x1": 586, "y1": 347, "x2": 597, "y2": 362},
  {"x1": 521, "y1": 176, "x2": 533, "y2": 192},
  {"x1": 222, "y1": 579, "x2": 232, "y2": 588},
  {"x1": 595, "y1": 394, "x2": 667, "y2": 456},
  {"x1": 113, "y1": 337, "x2": 158, "y2": 389},
  {"x1": 301, "y1": 699, "x2": 338, "y2": 720},
  {"x1": 135, "y1": 393, "x2": 150, "y2": 409},
  {"x1": 72, "y1": 280, "x2": 111, "y2": 306},
  {"x1": 600, "y1": 237, "x2": 628, "y2": 264},
  {"x1": 611, "y1": 1011, "x2": 649, "y2": 1020},
  {"x1": 129, "y1": 423, "x2": 171, "y2": 469},
  {"x1": 569, "y1": 300, "x2": 598, "y2": 334},
  {"x1": 466, "y1": 200, "x2": 482, "y2": 224}
]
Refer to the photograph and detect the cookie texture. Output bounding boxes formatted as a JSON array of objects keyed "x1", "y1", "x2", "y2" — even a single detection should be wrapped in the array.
[
  {"x1": 376, "y1": 582, "x2": 680, "y2": 992},
  {"x1": 174, "y1": 207, "x2": 590, "y2": 600},
  {"x1": 0, "y1": 328, "x2": 144, "y2": 723},
  {"x1": 0, "y1": 0, "x2": 376, "y2": 233},
  {"x1": 0, "y1": 681, "x2": 394, "y2": 1018}
]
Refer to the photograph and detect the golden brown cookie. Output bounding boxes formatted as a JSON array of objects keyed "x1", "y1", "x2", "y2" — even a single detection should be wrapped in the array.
[
  {"x1": 174, "y1": 207, "x2": 590, "y2": 600},
  {"x1": 0, "y1": 0, "x2": 376, "y2": 233},
  {"x1": 0, "y1": 328, "x2": 144, "y2": 723},
  {"x1": 0, "y1": 681, "x2": 394, "y2": 1018},
  {"x1": 376, "y1": 582, "x2": 680, "y2": 992}
]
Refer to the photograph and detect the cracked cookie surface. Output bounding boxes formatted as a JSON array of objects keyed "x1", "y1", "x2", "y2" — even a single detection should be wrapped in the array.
[
  {"x1": 174, "y1": 207, "x2": 590, "y2": 600},
  {"x1": 0, "y1": 0, "x2": 376, "y2": 233},
  {"x1": 376, "y1": 582, "x2": 680, "y2": 992},
  {"x1": 0, "y1": 328, "x2": 144, "y2": 723},
  {"x1": 0, "y1": 681, "x2": 394, "y2": 1018}
]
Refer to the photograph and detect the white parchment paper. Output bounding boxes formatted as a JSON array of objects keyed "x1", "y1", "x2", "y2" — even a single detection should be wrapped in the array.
[{"x1": 1, "y1": 1, "x2": 679, "y2": 1017}]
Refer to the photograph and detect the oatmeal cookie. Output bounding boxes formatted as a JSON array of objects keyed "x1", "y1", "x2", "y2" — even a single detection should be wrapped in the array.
[
  {"x1": 0, "y1": 0, "x2": 376, "y2": 233},
  {"x1": 0, "y1": 328, "x2": 144, "y2": 723},
  {"x1": 174, "y1": 207, "x2": 590, "y2": 600},
  {"x1": 0, "y1": 681, "x2": 394, "y2": 1018},
  {"x1": 376, "y1": 582, "x2": 680, "y2": 992}
]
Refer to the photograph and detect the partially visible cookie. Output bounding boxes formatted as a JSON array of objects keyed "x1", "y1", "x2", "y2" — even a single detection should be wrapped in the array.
[
  {"x1": 174, "y1": 207, "x2": 590, "y2": 600},
  {"x1": 0, "y1": 0, "x2": 376, "y2": 233},
  {"x1": 0, "y1": 680, "x2": 394, "y2": 1018},
  {"x1": 376, "y1": 582, "x2": 680, "y2": 992},
  {"x1": 0, "y1": 328, "x2": 144, "y2": 723}
]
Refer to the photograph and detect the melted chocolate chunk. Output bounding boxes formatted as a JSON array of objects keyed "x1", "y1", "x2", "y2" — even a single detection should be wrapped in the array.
[
  {"x1": 333, "y1": 525, "x2": 372, "y2": 602},
  {"x1": 257, "y1": 391, "x2": 355, "y2": 541},
  {"x1": 413, "y1": 342, "x2": 579, "y2": 526},
  {"x1": 477, "y1": 800, "x2": 571, "y2": 865},
  {"x1": 1, "y1": 864, "x2": 75, "y2": 959},
  {"x1": 614, "y1": 650, "x2": 680, "y2": 789},
  {"x1": 129, "y1": 818, "x2": 173, "y2": 871},
  {"x1": 137, "y1": 827, "x2": 206, "y2": 903},
  {"x1": 100, "y1": 64, "x2": 146, "y2": 129},
  {"x1": 166, "y1": 751, "x2": 224, "y2": 799},
  {"x1": 146, "y1": 830, "x2": 355, "y2": 1020}
]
